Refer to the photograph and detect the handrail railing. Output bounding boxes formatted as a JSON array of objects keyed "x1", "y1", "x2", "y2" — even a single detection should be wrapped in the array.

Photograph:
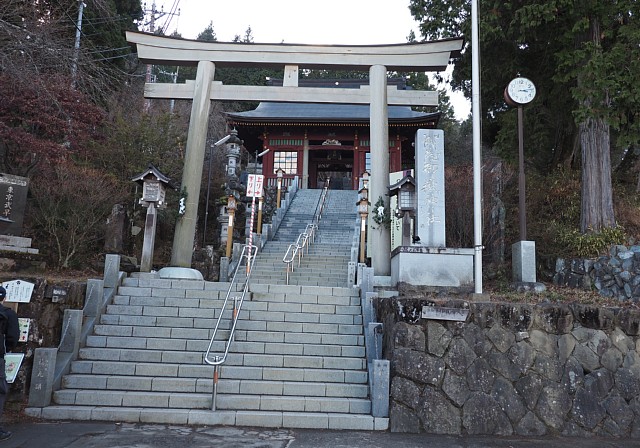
[
  {"x1": 312, "y1": 180, "x2": 330, "y2": 228},
  {"x1": 282, "y1": 181, "x2": 330, "y2": 285},
  {"x1": 204, "y1": 243, "x2": 257, "y2": 410}
]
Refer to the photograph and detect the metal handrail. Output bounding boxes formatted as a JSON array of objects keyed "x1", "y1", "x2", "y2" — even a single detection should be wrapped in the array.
[
  {"x1": 281, "y1": 182, "x2": 330, "y2": 285},
  {"x1": 204, "y1": 243, "x2": 257, "y2": 411},
  {"x1": 312, "y1": 179, "x2": 330, "y2": 227}
]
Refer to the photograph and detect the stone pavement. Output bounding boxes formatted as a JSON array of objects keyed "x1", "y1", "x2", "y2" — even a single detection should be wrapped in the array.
[{"x1": 2, "y1": 421, "x2": 640, "y2": 448}]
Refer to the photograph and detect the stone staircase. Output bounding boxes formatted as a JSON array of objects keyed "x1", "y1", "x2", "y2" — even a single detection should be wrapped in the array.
[
  {"x1": 29, "y1": 189, "x2": 387, "y2": 430},
  {"x1": 250, "y1": 189, "x2": 358, "y2": 287}
]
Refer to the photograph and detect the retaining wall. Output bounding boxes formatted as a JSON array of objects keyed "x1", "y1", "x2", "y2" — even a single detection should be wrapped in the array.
[
  {"x1": 554, "y1": 245, "x2": 640, "y2": 301},
  {"x1": 378, "y1": 297, "x2": 640, "y2": 437}
]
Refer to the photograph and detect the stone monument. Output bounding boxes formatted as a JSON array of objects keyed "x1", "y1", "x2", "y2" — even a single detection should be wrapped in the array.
[
  {"x1": 0, "y1": 174, "x2": 40, "y2": 268},
  {"x1": 390, "y1": 129, "x2": 474, "y2": 288}
]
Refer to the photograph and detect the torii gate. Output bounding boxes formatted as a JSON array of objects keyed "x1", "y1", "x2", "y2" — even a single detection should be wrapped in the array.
[{"x1": 126, "y1": 32, "x2": 464, "y2": 276}]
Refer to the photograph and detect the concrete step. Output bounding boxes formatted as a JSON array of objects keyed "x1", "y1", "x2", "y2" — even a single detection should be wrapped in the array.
[
  {"x1": 79, "y1": 347, "x2": 366, "y2": 375},
  {"x1": 27, "y1": 406, "x2": 389, "y2": 430},
  {"x1": 100, "y1": 310, "x2": 363, "y2": 329},
  {"x1": 109, "y1": 295, "x2": 361, "y2": 315},
  {"x1": 84, "y1": 336, "x2": 365, "y2": 357},
  {"x1": 61, "y1": 374, "x2": 371, "y2": 400},
  {"x1": 70, "y1": 361, "x2": 368, "y2": 384},
  {"x1": 59, "y1": 376, "x2": 369, "y2": 402}
]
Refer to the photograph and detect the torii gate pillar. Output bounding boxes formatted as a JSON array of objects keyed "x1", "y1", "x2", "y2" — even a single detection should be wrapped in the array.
[
  {"x1": 171, "y1": 61, "x2": 216, "y2": 267},
  {"x1": 369, "y1": 65, "x2": 391, "y2": 275}
]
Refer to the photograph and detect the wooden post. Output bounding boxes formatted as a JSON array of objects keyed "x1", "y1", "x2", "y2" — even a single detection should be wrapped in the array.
[
  {"x1": 225, "y1": 210, "x2": 234, "y2": 258},
  {"x1": 257, "y1": 197, "x2": 263, "y2": 234}
]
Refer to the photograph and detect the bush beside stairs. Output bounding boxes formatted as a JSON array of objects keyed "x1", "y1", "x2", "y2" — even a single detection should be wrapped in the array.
[{"x1": 26, "y1": 189, "x2": 388, "y2": 430}]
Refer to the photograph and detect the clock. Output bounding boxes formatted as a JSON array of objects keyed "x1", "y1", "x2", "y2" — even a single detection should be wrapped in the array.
[{"x1": 504, "y1": 77, "x2": 536, "y2": 106}]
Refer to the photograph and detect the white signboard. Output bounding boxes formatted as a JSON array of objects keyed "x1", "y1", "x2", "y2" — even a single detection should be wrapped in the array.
[
  {"x1": 5, "y1": 353, "x2": 24, "y2": 383},
  {"x1": 2, "y1": 280, "x2": 35, "y2": 303},
  {"x1": 18, "y1": 318, "x2": 30, "y2": 342},
  {"x1": 421, "y1": 306, "x2": 469, "y2": 322},
  {"x1": 247, "y1": 174, "x2": 265, "y2": 198}
]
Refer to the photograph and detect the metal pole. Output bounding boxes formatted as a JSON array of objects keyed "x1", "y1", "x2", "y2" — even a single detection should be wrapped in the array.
[
  {"x1": 211, "y1": 362, "x2": 219, "y2": 411},
  {"x1": 471, "y1": 0, "x2": 483, "y2": 294},
  {"x1": 518, "y1": 105, "x2": 526, "y2": 241},
  {"x1": 247, "y1": 196, "x2": 256, "y2": 275}
]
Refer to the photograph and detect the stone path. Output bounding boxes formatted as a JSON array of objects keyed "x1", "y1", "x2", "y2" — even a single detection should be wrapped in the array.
[{"x1": 4, "y1": 421, "x2": 640, "y2": 448}]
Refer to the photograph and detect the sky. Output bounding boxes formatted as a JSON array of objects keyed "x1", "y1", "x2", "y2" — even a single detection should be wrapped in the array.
[{"x1": 147, "y1": 0, "x2": 470, "y2": 120}]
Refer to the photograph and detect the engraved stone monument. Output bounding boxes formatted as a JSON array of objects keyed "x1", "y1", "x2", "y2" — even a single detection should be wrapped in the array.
[{"x1": 390, "y1": 129, "x2": 474, "y2": 288}]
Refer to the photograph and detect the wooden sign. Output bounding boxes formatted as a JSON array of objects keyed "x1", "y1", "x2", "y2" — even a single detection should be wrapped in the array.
[
  {"x1": 421, "y1": 306, "x2": 469, "y2": 322},
  {"x1": 2, "y1": 280, "x2": 35, "y2": 303},
  {"x1": 246, "y1": 174, "x2": 265, "y2": 198}
]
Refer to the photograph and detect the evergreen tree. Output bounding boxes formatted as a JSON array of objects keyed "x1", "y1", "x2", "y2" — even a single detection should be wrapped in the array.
[{"x1": 408, "y1": 0, "x2": 640, "y2": 232}]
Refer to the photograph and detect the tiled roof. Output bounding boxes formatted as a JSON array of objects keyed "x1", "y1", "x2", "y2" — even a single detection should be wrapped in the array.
[{"x1": 227, "y1": 102, "x2": 438, "y2": 122}]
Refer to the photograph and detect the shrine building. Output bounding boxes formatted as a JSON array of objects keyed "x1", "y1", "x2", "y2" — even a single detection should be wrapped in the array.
[{"x1": 226, "y1": 78, "x2": 440, "y2": 190}]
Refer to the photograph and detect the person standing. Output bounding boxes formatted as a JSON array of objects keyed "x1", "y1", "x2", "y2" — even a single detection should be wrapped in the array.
[{"x1": 0, "y1": 287, "x2": 19, "y2": 441}]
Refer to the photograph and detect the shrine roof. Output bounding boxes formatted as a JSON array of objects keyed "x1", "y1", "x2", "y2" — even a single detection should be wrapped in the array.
[{"x1": 226, "y1": 102, "x2": 439, "y2": 125}]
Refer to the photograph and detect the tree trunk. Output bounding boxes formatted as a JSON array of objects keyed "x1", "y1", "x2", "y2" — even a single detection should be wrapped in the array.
[{"x1": 580, "y1": 116, "x2": 615, "y2": 233}]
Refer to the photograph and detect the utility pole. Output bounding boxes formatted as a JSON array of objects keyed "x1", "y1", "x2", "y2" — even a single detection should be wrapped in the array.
[
  {"x1": 71, "y1": 0, "x2": 85, "y2": 87},
  {"x1": 142, "y1": 2, "x2": 180, "y2": 111}
]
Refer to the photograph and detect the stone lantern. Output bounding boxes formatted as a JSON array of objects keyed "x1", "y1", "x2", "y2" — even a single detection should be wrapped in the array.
[
  {"x1": 131, "y1": 164, "x2": 176, "y2": 272},
  {"x1": 357, "y1": 188, "x2": 370, "y2": 263},
  {"x1": 224, "y1": 128, "x2": 243, "y2": 183},
  {"x1": 361, "y1": 170, "x2": 370, "y2": 189}
]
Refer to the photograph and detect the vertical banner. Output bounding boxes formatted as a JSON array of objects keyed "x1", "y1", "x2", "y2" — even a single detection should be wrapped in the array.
[{"x1": 415, "y1": 129, "x2": 445, "y2": 247}]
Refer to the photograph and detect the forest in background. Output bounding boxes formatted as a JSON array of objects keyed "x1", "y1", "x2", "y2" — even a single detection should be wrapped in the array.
[{"x1": 1, "y1": 1, "x2": 639, "y2": 290}]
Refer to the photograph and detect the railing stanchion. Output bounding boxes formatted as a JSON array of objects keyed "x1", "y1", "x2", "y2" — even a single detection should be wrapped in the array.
[{"x1": 205, "y1": 244, "x2": 257, "y2": 412}]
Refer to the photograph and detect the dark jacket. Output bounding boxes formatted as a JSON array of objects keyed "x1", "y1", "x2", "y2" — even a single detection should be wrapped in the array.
[{"x1": 0, "y1": 305, "x2": 19, "y2": 354}]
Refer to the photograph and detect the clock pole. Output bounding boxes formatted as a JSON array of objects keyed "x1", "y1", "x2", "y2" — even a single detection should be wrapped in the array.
[{"x1": 517, "y1": 104, "x2": 526, "y2": 241}]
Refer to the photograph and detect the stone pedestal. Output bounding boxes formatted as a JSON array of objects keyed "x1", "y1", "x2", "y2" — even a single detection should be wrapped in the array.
[
  {"x1": 512, "y1": 240, "x2": 536, "y2": 282},
  {"x1": 390, "y1": 246, "x2": 474, "y2": 288}
]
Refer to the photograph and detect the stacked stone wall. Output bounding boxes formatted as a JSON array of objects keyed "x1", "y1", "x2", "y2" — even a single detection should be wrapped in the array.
[
  {"x1": 379, "y1": 297, "x2": 640, "y2": 437},
  {"x1": 554, "y1": 245, "x2": 640, "y2": 301}
]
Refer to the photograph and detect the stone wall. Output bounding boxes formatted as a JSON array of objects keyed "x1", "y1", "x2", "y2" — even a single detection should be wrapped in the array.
[
  {"x1": 378, "y1": 297, "x2": 640, "y2": 437},
  {"x1": 553, "y1": 244, "x2": 640, "y2": 301},
  {"x1": 0, "y1": 276, "x2": 85, "y2": 414}
]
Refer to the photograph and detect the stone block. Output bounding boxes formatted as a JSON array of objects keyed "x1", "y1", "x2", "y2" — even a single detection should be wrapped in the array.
[
  {"x1": 28, "y1": 348, "x2": 57, "y2": 407},
  {"x1": 391, "y1": 248, "x2": 474, "y2": 287},
  {"x1": 282, "y1": 412, "x2": 328, "y2": 429},
  {"x1": 512, "y1": 240, "x2": 537, "y2": 283}
]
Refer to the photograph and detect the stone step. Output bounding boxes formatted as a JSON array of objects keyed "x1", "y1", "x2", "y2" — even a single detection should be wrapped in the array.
[
  {"x1": 69, "y1": 361, "x2": 368, "y2": 384},
  {"x1": 78, "y1": 347, "x2": 368, "y2": 370},
  {"x1": 119, "y1": 279, "x2": 359, "y2": 299},
  {"x1": 101, "y1": 311, "x2": 363, "y2": 329},
  {"x1": 111, "y1": 293, "x2": 361, "y2": 312},
  {"x1": 60, "y1": 376, "x2": 369, "y2": 402},
  {"x1": 27, "y1": 406, "x2": 388, "y2": 430},
  {"x1": 93, "y1": 323, "x2": 363, "y2": 340},
  {"x1": 84, "y1": 336, "x2": 365, "y2": 356},
  {"x1": 104, "y1": 303, "x2": 362, "y2": 322}
]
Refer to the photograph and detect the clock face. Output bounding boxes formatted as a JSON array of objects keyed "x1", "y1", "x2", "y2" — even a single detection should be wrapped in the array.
[{"x1": 507, "y1": 77, "x2": 536, "y2": 105}]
